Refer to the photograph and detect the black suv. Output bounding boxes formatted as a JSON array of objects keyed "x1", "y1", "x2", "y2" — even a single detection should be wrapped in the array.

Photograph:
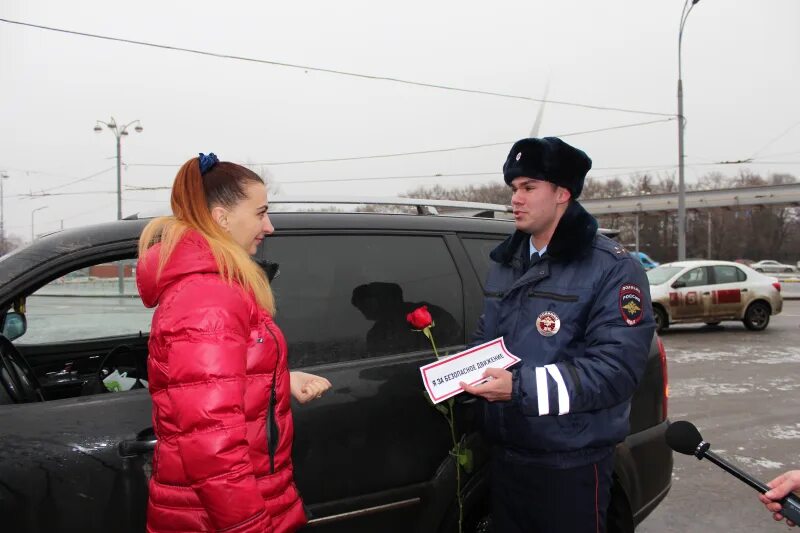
[{"x1": 0, "y1": 199, "x2": 671, "y2": 532}]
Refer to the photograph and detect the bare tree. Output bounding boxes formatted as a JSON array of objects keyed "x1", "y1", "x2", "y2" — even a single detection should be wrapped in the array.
[
  {"x1": 403, "y1": 171, "x2": 799, "y2": 263},
  {"x1": 0, "y1": 233, "x2": 23, "y2": 256}
]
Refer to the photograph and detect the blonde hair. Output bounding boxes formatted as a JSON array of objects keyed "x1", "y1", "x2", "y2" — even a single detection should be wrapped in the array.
[{"x1": 138, "y1": 158, "x2": 275, "y2": 314}]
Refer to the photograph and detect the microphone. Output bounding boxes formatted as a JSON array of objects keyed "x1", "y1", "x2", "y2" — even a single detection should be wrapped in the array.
[{"x1": 666, "y1": 420, "x2": 800, "y2": 524}]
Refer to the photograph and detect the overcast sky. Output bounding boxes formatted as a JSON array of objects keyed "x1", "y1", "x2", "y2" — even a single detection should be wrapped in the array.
[{"x1": 1, "y1": 1, "x2": 798, "y2": 242}]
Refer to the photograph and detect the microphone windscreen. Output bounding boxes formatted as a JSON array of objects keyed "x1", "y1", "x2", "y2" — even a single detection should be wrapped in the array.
[{"x1": 665, "y1": 420, "x2": 704, "y2": 455}]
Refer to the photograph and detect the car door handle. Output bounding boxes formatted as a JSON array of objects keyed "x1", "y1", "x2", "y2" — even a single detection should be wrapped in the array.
[
  {"x1": 741, "y1": 288, "x2": 748, "y2": 292},
  {"x1": 702, "y1": 292, "x2": 711, "y2": 295},
  {"x1": 119, "y1": 438, "x2": 157, "y2": 457}
]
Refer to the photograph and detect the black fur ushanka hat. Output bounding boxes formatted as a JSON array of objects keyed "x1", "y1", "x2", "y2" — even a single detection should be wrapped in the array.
[{"x1": 502, "y1": 137, "x2": 592, "y2": 199}]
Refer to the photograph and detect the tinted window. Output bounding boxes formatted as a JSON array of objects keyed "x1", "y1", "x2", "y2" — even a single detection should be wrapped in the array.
[
  {"x1": 18, "y1": 259, "x2": 153, "y2": 345},
  {"x1": 713, "y1": 265, "x2": 747, "y2": 284},
  {"x1": 462, "y1": 237, "x2": 505, "y2": 287},
  {"x1": 676, "y1": 267, "x2": 708, "y2": 288},
  {"x1": 264, "y1": 235, "x2": 464, "y2": 366}
]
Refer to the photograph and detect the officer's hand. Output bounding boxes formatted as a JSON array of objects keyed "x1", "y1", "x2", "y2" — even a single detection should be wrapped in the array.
[{"x1": 460, "y1": 368, "x2": 512, "y2": 402}]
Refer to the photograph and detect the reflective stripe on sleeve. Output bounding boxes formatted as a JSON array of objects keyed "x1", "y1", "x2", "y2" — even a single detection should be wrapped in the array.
[
  {"x1": 545, "y1": 364, "x2": 571, "y2": 415},
  {"x1": 536, "y1": 366, "x2": 550, "y2": 416},
  {"x1": 535, "y1": 366, "x2": 549, "y2": 416}
]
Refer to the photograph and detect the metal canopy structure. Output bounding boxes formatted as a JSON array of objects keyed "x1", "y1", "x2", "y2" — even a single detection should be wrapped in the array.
[{"x1": 581, "y1": 183, "x2": 800, "y2": 216}]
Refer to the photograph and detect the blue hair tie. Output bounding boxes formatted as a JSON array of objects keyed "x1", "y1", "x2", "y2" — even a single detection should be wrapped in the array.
[{"x1": 198, "y1": 152, "x2": 219, "y2": 175}]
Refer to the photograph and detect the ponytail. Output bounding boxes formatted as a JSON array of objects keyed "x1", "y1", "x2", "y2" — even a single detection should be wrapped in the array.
[{"x1": 139, "y1": 157, "x2": 275, "y2": 314}]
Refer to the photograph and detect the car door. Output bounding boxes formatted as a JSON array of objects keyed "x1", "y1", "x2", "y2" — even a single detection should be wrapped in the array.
[
  {"x1": 261, "y1": 232, "x2": 469, "y2": 532},
  {"x1": 0, "y1": 257, "x2": 155, "y2": 533},
  {"x1": 757, "y1": 261, "x2": 778, "y2": 273},
  {"x1": 669, "y1": 266, "x2": 713, "y2": 320},
  {"x1": 14, "y1": 259, "x2": 151, "y2": 400},
  {"x1": 709, "y1": 265, "x2": 748, "y2": 318}
]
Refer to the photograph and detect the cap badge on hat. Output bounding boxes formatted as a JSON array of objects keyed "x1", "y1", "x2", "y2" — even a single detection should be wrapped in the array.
[
  {"x1": 515, "y1": 152, "x2": 522, "y2": 161},
  {"x1": 536, "y1": 311, "x2": 560, "y2": 337}
]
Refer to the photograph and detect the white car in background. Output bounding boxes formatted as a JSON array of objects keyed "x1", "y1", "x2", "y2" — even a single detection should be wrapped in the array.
[
  {"x1": 647, "y1": 260, "x2": 783, "y2": 332},
  {"x1": 750, "y1": 260, "x2": 798, "y2": 273}
]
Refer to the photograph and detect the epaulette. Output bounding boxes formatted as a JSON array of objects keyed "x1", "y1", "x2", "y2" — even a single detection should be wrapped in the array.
[{"x1": 593, "y1": 234, "x2": 631, "y2": 261}]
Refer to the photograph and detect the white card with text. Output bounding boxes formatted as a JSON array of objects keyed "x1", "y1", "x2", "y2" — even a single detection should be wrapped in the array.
[{"x1": 419, "y1": 337, "x2": 521, "y2": 404}]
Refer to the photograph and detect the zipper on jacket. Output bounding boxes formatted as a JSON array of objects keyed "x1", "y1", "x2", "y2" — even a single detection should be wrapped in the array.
[
  {"x1": 266, "y1": 386, "x2": 279, "y2": 473},
  {"x1": 263, "y1": 324, "x2": 281, "y2": 474},
  {"x1": 527, "y1": 290, "x2": 579, "y2": 302}
]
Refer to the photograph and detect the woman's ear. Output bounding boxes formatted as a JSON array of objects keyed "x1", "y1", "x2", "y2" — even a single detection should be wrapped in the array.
[{"x1": 211, "y1": 205, "x2": 230, "y2": 231}]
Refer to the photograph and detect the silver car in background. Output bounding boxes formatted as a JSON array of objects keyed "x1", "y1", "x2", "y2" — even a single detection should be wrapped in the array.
[
  {"x1": 647, "y1": 260, "x2": 783, "y2": 332},
  {"x1": 750, "y1": 259, "x2": 798, "y2": 274}
]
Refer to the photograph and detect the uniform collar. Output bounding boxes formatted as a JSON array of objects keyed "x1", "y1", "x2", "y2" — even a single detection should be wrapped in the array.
[{"x1": 490, "y1": 201, "x2": 598, "y2": 266}]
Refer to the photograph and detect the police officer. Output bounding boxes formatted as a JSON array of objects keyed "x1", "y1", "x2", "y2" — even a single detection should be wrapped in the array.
[{"x1": 461, "y1": 137, "x2": 656, "y2": 532}]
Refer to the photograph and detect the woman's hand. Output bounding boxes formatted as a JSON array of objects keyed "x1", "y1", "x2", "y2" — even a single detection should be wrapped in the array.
[{"x1": 290, "y1": 371, "x2": 332, "y2": 404}]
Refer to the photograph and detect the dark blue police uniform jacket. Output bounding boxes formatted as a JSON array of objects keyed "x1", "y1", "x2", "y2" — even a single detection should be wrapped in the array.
[{"x1": 472, "y1": 201, "x2": 656, "y2": 468}]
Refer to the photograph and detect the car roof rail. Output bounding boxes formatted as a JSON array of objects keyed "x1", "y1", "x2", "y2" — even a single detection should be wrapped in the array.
[
  {"x1": 127, "y1": 196, "x2": 512, "y2": 220},
  {"x1": 268, "y1": 196, "x2": 513, "y2": 217}
]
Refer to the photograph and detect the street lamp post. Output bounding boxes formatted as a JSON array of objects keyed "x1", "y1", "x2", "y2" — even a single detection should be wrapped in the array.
[
  {"x1": 94, "y1": 117, "x2": 143, "y2": 294},
  {"x1": 677, "y1": 0, "x2": 700, "y2": 261},
  {"x1": 31, "y1": 206, "x2": 47, "y2": 242},
  {"x1": 0, "y1": 172, "x2": 8, "y2": 253},
  {"x1": 94, "y1": 117, "x2": 144, "y2": 221}
]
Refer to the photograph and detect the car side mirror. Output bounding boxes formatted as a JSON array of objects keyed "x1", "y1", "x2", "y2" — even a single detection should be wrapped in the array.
[
  {"x1": 671, "y1": 281, "x2": 686, "y2": 289},
  {"x1": 2, "y1": 312, "x2": 27, "y2": 341}
]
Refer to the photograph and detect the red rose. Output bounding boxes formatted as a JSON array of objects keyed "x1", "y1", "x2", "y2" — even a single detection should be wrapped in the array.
[{"x1": 407, "y1": 305, "x2": 433, "y2": 330}]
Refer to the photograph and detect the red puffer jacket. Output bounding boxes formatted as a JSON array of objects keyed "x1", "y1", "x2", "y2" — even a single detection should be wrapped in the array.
[{"x1": 137, "y1": 230, "x2": 307, "y2": 533}]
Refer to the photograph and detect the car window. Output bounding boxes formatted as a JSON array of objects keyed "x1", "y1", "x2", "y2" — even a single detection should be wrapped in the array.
[
  {"x1": 17, "y1": 259, "x2": 154, "y2": 345},
  {"x1": 676, "y1": 267, "x2": 708, "y2": 288},
  {"x1": 264, "y1": 235, "x2": 464, "y2": 366},
  {"x1": 462, "y1": 236, "x2": 505, "y2": 287},
  {"x1": 713, "y1": 265, "x2": 746, "y2": 284},
  {"x1": 647, "y1": 266, "x2": 683, "y2": 285}
]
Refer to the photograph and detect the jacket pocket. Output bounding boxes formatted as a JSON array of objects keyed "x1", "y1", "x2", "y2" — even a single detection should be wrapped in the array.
[
  {"x1": 527, "y1": 290, "x2": 579, "y2": 302},
  {"x1": 484, "y1": 290, "x2": 505, "y2": 298}
]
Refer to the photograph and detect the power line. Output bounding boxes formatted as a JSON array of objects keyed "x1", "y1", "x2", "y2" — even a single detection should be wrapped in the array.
[
  {"x1": 0, "y1": 17, "x2": 673, "y2": 118},
  {"x1": 127, "y1": 159, "x2": 785, "y2": 191},
  {"x1": 750, "y1": 119, "x2": 800, "y2": 159},
  {"x1": 757, "y1": 150, "x2": 800, "y2": 159},
  {"x1": 289, "y1": 171, "x2": 499, "y2": 185},
  {"x1": 3, "y1": 209, "x2": 101, "y2": 230},
  {"x1": 13, "y1": 158, "x2": 797, "y2": 199},
  {"x1": 1, "y1": 166, "x2": 116, "y2": 195},
  {"x1": 128, "y1": 118, "x2": 677, "y2": 169},
  {"x1": 19, "y1": 159, "x2": 797, "y2": 197},
  {"x1": 283, "y1": 161, "x2": 755, "y2": 185},
  {"x1": 16, "y1": 190, "x2": 117, "y2": 198},
  {"x1": 37, "y1": 166, "x2": 116, "y2": 193}
]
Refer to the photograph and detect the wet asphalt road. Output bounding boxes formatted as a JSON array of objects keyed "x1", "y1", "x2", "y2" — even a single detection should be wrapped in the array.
[{"x1": 638, "y1": 299, "x2": 800, "y2": 532}]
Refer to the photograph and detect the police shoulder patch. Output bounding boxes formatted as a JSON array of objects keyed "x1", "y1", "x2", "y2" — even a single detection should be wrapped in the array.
[{"x1": 619, "y1": 284, "x2": 643, "y2": 326}]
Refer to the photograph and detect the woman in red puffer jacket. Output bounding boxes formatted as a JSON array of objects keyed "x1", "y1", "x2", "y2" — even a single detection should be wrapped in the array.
[{"x1": 137, "y1": 153, "x2": 330, "y2": 533}]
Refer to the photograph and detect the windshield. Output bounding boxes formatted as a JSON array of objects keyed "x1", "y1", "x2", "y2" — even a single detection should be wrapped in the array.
[{"x1": 646, "y1": 266, "x2": 684, "y2": 285}]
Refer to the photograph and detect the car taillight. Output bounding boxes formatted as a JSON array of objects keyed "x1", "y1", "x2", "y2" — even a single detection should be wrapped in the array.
[
  {"x1": 657, "y1": 336, "x2": 669, "y2": 422},
  {"x1": 772, "y1": 282, "x2": 781, "y2": 293}
]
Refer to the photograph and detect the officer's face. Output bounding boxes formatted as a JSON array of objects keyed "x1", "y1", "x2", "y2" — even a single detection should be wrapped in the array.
[{"x1": 509, "y1": 177, "x2": 570, "y2": 235}]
